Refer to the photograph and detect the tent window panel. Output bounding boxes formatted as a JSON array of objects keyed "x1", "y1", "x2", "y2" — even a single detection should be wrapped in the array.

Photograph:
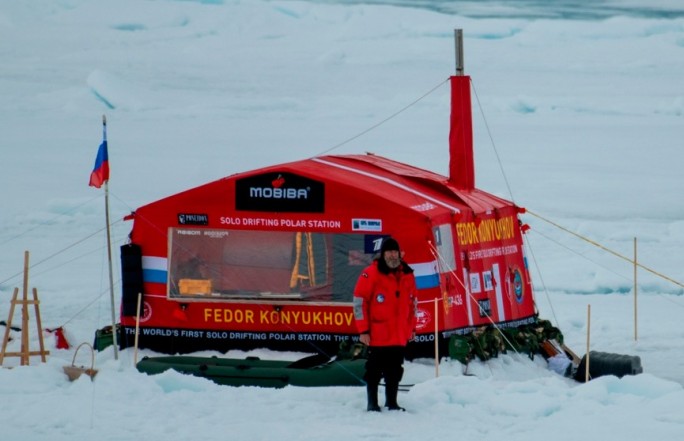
[
  {"x1": 168, "y1": 230, "x2": 225, "y2": 296},
  {"x1": 331, "y1": 234, "x2": 372, "y2": 302},
  {"x1": 434, "y1": 224, "x2": 456, "y2": 272},
  {"x1": 221, "y1": 230, "x2": 295, "y2": 294},
  {"x1": 167, "y1": 228, "x2": 373, "y2": 303},
  {"x1": 289, "y1": 232, "x2": 332, "y2": 297}
]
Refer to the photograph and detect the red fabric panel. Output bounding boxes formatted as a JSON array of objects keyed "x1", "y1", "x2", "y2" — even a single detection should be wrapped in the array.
[{"x1": 448, "y1": 75, "x2": 475, "y2": 190}]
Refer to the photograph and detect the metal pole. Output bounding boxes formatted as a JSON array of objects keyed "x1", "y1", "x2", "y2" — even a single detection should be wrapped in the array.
[{"x1": 454, "y1": 29, "x2": 464, "y2": 76}]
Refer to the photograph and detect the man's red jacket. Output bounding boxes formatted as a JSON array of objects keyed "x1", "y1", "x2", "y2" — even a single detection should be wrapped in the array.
[{"x1": 353, "y1": 260, "x2": 417, "y2": 347}]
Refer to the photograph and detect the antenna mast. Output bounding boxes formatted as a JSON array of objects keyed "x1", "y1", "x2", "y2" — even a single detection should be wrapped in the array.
[{"x1": 454, "y1": 29, "x2": 464, "y2": 76}]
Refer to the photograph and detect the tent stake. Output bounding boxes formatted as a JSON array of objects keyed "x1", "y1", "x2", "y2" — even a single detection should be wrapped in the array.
[
  {"x1": 585, "y1": 304, "x2": 591, "y2": 382},
  {"x1": 434, "y1": 297, "x2": 439, "y2": 378},
  {"x1": 134, "y1": 293, "x2": 142, "y2": 366},
  {"x1": 633, "y1": 237, "x2": 638, "y2": 341}
]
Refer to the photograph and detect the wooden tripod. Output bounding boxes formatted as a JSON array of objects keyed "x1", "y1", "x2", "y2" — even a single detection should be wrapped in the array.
[{"x1": 0, "y1": 251, "x2": 49, "y2": 366}]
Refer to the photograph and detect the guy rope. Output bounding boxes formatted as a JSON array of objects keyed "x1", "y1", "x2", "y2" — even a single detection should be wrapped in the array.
[{"x1": 526, "y1": 209, "x2": 684, "y2": 290}]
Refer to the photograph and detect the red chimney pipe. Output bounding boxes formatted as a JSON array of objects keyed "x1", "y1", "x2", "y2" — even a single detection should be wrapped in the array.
[
  {"x1": 448, "y1": 74, "x2": 474, "y2": 190},
  {"x1": 448, "y1": 30, "x2": 475, "y2": 190}
]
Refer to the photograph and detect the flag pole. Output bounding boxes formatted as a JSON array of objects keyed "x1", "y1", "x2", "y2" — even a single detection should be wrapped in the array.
[{"x1": 102, "y1": 115, "x2": 119, "y2": 360}]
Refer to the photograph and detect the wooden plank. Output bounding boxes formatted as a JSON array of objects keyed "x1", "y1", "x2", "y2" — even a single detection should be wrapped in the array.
[
  {"x1": 33, "y1": 288, "x2": 48, "y2": 362},
  {"x1": 3, "y1": 350, "x2": 51, "y2": 357},
  {"x1": 0, "y1": 288, "x2": 20, "y2": 365}
]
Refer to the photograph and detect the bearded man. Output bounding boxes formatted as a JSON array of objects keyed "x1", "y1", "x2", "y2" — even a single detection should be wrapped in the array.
[{"x1": 353, "y1": 237, "x2": 417, "y2": 412}]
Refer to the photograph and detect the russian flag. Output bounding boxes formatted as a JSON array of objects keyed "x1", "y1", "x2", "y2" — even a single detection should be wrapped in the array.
[
  {"x1": 412, "y1": 260, "x2": 440, "y2": 290},
  {"x1": 89, "y1": 139, "x2": 109, "y2": 188}
]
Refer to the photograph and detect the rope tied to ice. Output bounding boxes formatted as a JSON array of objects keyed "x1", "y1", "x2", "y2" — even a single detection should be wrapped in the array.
[{"x1": 526, "y1": 209, "x2": 684, "y2": 290}]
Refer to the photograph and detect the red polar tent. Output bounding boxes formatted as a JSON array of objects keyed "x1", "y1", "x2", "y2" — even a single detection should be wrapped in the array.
[{"x1": 119, "y1": 51, "x2": 537, "y2": 359}]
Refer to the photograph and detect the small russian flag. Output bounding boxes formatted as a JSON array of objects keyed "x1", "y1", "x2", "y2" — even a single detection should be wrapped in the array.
[{"x1": 89, "y1": 118, "x2": 109, "y2": 188}]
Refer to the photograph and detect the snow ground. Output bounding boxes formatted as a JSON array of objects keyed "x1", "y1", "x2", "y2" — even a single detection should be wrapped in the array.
[{"x1": 1, "y1": 1, "x2": 683, "y2": 440}]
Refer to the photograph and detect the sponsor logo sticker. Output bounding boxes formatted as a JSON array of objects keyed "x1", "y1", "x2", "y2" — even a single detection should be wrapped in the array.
[
  {"x1": 352, "y1": 218, "x2": 382, "y2": 232},
  {"x1": 478, "y1": 299, "x2": 491, "y2": 318},
  {"x1": 236, "y1": 172, "x2": 324, "y2": 213},
  {"x1": 507, "y1": 266, "x2": 525, "y2": 304},
  {"x1": 415, "y1": 308, "x2": 432, "y2": 330},
  {"x1": 178, "y1": 213, "x2": 209, "y2": 225}
]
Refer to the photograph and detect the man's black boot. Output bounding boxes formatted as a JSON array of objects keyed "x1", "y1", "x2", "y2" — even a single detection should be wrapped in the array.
[
  {"x1": 385, "y1": 383, "x2": 405, "y2": 411},
  {"x1": 366, "y1": 383, "x2": 381, "y2": 412}
]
